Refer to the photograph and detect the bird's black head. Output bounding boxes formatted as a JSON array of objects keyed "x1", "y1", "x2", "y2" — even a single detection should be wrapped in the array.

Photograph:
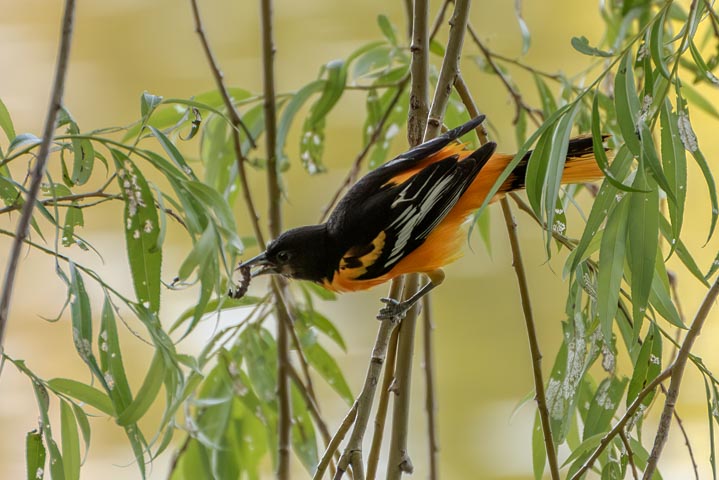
[{"x1": 239, "y1": 224, "x2": 337, "y2": 282}]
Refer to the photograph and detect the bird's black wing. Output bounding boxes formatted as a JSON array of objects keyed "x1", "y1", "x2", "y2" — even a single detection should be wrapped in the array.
[{"x1": 329, "y1": 142, "x2": 496, "y2": 281}]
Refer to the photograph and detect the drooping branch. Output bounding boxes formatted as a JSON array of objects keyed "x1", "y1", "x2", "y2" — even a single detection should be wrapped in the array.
[{"x1": 0, "y1": 0, "x2": 77, "y2": 356}]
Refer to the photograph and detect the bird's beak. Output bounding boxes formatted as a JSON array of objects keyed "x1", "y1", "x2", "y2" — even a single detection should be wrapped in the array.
[{"x1": 238, "y1": 252, "x2": 278, "y2": 277}]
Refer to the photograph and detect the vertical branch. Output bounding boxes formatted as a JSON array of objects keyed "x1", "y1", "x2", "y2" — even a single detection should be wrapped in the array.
[
  {"x1": 259, "y1": 1, "x2": 291, "y2": 479},
  {"x1": 424, "y1": 0, "x2": 472, "y2": 140},
  {"x1": 422, "y1": 294, "x2": 439, "y2": 480},
  {"x1": 643, "y1": 277, "x2": 719, "y2": 479},
  {"x1": 500, "y1": 200, "x2": 560, "y2": 480},
  {"x1": 407, "y1": 0, "x2": 430, "y2": 146},
  {"x1": 0, "y1": 0, "x2": 76, "y2": 355},
  {"x1": 189, "y1": 0, "x2": 265, "y2": 248}
]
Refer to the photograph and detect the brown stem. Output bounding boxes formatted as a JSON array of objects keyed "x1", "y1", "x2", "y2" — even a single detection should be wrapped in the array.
[
  {"x1": 0, "y1": 0, "x2": 76, "y2": 356},
  {"x1": 366, "y1": 327, "x2": 400, "y2": 480},
  {"x1": 422, "y1": 294, "x2": 439, "y2": 480},
  {"x1": 314, "y1": 403, "x2": 358, "y2": 480},
  {"x1": 643, "y1": 276, "x2": 719, "y2": 479},
  {"x1": 407, "y1": 0, "x2": 430, "y2": 147},
  {"x1": 189, "y1": 0, "x2": 265, "y2": 248},
  {"x1": 500, "y1": 199, "x2": 560, "y2": 480},
  {"x1": 619, "y1": 429, "x2": 640, "y2": 480}
]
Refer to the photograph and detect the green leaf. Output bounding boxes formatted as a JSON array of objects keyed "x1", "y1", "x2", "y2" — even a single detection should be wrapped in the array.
[
  {"x1": 8, "y1": 133, "x2": 42, "y2": 154},
  {"x1": 171, "y1": 295, "x2": 262, "y2": 333},
  {"x1": 532, "y1": 412, "x2": 546, "y2": 480},
  {"x1": 141, "y1": 92, "x2": 163, "y2": 119},
  {"x1": 597, "y1": 197, "x2": 629, "y2": 343},
  {"x1": 627, "y1": 168, "x2": 659, "y2": 327},
  {"x1": 178, "y1": 224, "x2": 216, "y2": 280},
  {"x1": 298, "y1": 308, "x2": 346, "y2": 351},
  {"x1": 583, "y1": 377, "x2": 627, "y2": 439},
  {"x1": 117, "y1": 353, "x2": 166, "y2": 425},
  {"x1": 70, "y1": 138, "x2": 94, "y2": 186},
  {"x1": 149, "y1": 126, "x2": 197, "y2": 179},
  {"x1": 61, "y1": 206, "x2": 83, "y2": 248},
  {"x1": 60, "y1": 401, "x2": 80, "y2": 480},
  {"x1": 70, "y1": 403, "x2": 90, "y2": 464},
  {"x1": 112, "y1": 150, "x2": 162, "y2": 313},
  {"x1": 658, "y1": 216, "x2": 708, "y2": 286},
  {"x1": 303, "y1": 340, "x2": 353, "y2": 405},
  {"x1": 0, "y1": 97, "x2": 16, "y2": 141},
  {"x1": 533, "y1": 74, "x2": 557, "y2": 118},
  {"x1": 276, "y1": 81, "x2": 324, "y2": 165},
  {"x1": 68, "y1": 263, "x2": 107, "y2": 387},
  {"x1": 290, "y1": 382, "x2": 319, "y2": 473},
  {"x1": 649, "y1": 10, "x2": 671, "y2": 79},
  {"x1": 515, "y1": 2, "x2": 531, "y2": 55},
  {"x1": 614, "y1": 52, "x2": 641, "y2": 155},
  {"x1": 377, "y1": 15, "x2": 397, "y2": 45},
  {"x1": 47, "y1": 378, "x2": 114, "y2": 416},
  {"x1": 99, "y1": 299, "x2": 133, "y2": 411},
  {"x1": 26, "y1": 430, "x2": 46, "y2": 480},
  {"x1": 300, "y1": 60, "x2": 347, "y2": 173},
  {"x1": 626, "y1": 324, "x2": 661, "y2": 407},
  {"x1": 660, "y1": 99, "x2": 687, "y2": 250},
  {"x1": 524, "y1": 125, "x2": 553, "y2": 216},
  {"x1": 571, "y1": 36, "x2": 612, "y2": 57}
]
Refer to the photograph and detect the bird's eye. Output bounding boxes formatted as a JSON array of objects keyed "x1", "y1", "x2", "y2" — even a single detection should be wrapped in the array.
[{"x1": 276, "y1": 251, "x2": 290, "y2": 263}]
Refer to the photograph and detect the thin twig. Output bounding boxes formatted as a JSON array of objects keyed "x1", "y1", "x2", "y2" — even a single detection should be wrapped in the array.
[
  {"x1": 466, "y1": 23, "x2": 542, "y2": 126},
  {"x1": 643, "y1": 276, "x2": 719, "y2": 479},
  {"x1": 314, "y1": 403, "x2": 358, "y2": 480},
  {"x1": 619, "y1": 429, "x2": 640, "y2": 480},
  {"x1": 570, "y1": 367, "x2": 673, "y2": 480},
  {"x1": 422, "y1": 294, "x2": 439, "y2": 480},
  {"x1": 407, "y1": 0, "x2": 430, "y2": 146},
  {"x1": 386, "y1": 274, "x2": 421, "y2": 479},
  {"x1": 424, "y1": 0, "x2": 472, "y2": 140},
  {"x1": 500, "y1": 199, "x2": 560, "y2": 480},
  {"x1": 0, "y1": 0, "x2": 76, "y2": 355},
  {"x1": 334, "y1": 278, "x2": 404, "y2": 480},
  {"x1": 189, "y1": 0, "x2": 266, "y2": 248},
  {"x1": 366, "y1": 327, "x2": 400, "y2": 480}
]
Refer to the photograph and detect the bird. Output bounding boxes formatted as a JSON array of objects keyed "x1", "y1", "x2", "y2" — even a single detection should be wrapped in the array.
[{"x1": 240, "y1": 115, "x2": 604, "y2": 320}]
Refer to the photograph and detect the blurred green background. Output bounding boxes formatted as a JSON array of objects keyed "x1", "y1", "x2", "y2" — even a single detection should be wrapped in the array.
[{"x1": 1, "y1": 0, "x2": 718, "y2": 478}]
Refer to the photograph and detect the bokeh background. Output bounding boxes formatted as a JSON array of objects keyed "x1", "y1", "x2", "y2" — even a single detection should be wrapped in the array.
[{"x1": 2, "y1": 0, "x2": 718, "y2": 478}]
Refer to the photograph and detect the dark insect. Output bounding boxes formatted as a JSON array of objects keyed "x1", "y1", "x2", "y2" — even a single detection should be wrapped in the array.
[{"x1": 228, "y1": 263, "x2": 252, "y2": 299}]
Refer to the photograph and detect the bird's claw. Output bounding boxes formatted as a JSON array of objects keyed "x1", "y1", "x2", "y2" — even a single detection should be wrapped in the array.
[{"x1": 376, "y1": 297, "x2": 410, "y2": 321}]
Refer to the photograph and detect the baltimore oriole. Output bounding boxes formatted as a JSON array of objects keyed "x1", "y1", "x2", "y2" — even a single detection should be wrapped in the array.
[{"x1": 240, "y1": 115, "x2": 603, "y2": 319}]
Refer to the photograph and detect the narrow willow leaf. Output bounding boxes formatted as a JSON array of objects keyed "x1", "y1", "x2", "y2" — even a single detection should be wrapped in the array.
[
  {"x1": 290, "y1": 382, "x2": 319, "y2": 473},
  {"x1": 62, "y1": 206, "x2": 83, "y2": 248},
  {"x1": 638, "y1": 121, "x2": 675, "y2": 203},
  {"x1": 31, "y1": 382, "x2": 65, "y2": 480},
  {"x1": 70, "y1": 138, "x2": 94, "y2": 186},
  {"x1": 303, "y1": 340, "x2": 353, "y2": 405},
  {"x1": 689, "y1": 40, "x2": 719, "y2": 86},
  {"x1": 60, "y1": 401, "x2": 80, "y2": 480},
  {"x1": 649, "y1": 248, "x2": 684, "y2": 329},
  {"x1": 240, "y1": 328, "x2": 277, "y2": 402},
  {"x1": 178, "y1": 224, "x2": 216, "y2": 281},
  {"x1": 182, "y1": 255, "x2": 219, "y2": 338},
  {"x1": 149, "y1": 126, "x2": 197, "y2": 179},
  {"x1": 627, "y1": 168, "x2": 659, "y2": 327},
  {"x1": 598, "y1": 197, "x2": 629, "y2": 343},
  {"x1": 571, "y1": 36, "x2": 612, "y2": 57},
  {"x1": 515, "y1": 0, "x2": 531, "y2": 55},
  {"x1": 591, "y1": 93, "x2": 637, "y2": 191},
  {"x1": 26, "y1": 430, "x2": 46, "y2": 480},
  {"x1": 0, "y1": 97, "x2": 16, "y2": 141},
  {"x1": 276, "y1": 80, "x2": 324, "y2": 164},
  {"x1": 171, "y1": 295, "x2": 261, "y2": 333},
  {"x1": 650, "y1": 10, "x2": 670, "y2": 79},
  {"x1": 614, "y1": 52, "x2": 641, "y2": 155},
  {"x1": 476, "y1": 207, "x2": 492, "y2": 256},
  {"x1": 47, "y1": 379, "x2": 114, "y2": 416},
  {"x1": 532, "y1": 411, "x2": 546, "y2": 480},
  {"x1": 524, "y1": 126, "x2": 553, "y2": 216},
  {"x1": 140, "y1": 92, "x2": 163, "y2": 119},
  {"x1": 658, "y1": 216, "x2": 708, "y2": 286},
  {"x1": 376, "y1": 14, "x2": 397, "y2": 45},
  {"x1": 68, "y1": 263, "x2": 107, "y2": 387},
  {"x1": 583, "y1": 377, "x2": 628, "y2": 440},
  {"x1": 704, "y1": 376, "x2": 718, "y2": 480},
  {"x1": 627, "y1": 324, "x2": 660, "y2": 407},
  {"x1": 99, "y1": 299, "x2": 133, "y2": 411},
  {"x1": 70, "y1": 403, "x2": 90, "y2": 463},
  {"x1": 660, "y1": 99, "x2": 687, "y2": 250},
  {"x1": 298, "y1": 309, "x2": 346, "y2": 351},
  {"x1": 533, "y1": 74, "x2": 557, "y2": 118},
  {"x1": 8, "y1": 133, "x2": 42, "y2": 154},
  {"x1": 117, "y1": 353, "x2": 166, "y2": 425},
  {"x1": 112, "y1": 149, "x2": 162, "y2": 313}
]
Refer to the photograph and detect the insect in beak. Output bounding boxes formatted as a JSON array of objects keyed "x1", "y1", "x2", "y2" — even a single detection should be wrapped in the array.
[{"x1": 237, "y1": 252, "x2": 278, "y2": 277}]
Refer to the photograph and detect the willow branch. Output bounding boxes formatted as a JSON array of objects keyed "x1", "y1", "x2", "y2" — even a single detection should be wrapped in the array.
[
  {"x1": 619, "y1": 430, "x2": 640, "y2": 480},
  {"x1": 386, "y1": 274, "x2": 421, "y2": 480},
  {"x1": 366, "y1": 327, "x2": 400, "y2": 480},
  {"x1": 424, "y1": 0, "x2": 472, "y2": 140},
  {"x1": 422, "y1": 294, "x2": 439, "y2": 480},
  {"x1": 314, "y1": 403, "x2": 358, "y2": 480},
  {"x1": 407, "y1": 0, "x2": 430, "y2": 146},
  {"x1": 643, "y1": 276, "x2": 719, "y2": 479},
  {"x1": 500, "y1": 199, "x2": 560, "y2": 480},
  {"x1": 334, "y1": 278, "x2": 404, "y2": 480},
  {"x1": 466, "y1": 23, "x2": 542, "y2": 126},
  {"x1": 189, "y1": 0, "x2": 265, "y2": 248},
  {"x1": 0, "y1": 0, "x2": 76, "y2": 355},
  {"x1": 570, "y1": 367, "x2": 673, "y2": 480}
]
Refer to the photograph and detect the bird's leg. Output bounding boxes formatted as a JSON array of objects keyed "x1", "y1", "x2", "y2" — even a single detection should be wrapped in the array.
[{"x1": 377, "y1": 269, "x2": 445, "y2": 320}]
